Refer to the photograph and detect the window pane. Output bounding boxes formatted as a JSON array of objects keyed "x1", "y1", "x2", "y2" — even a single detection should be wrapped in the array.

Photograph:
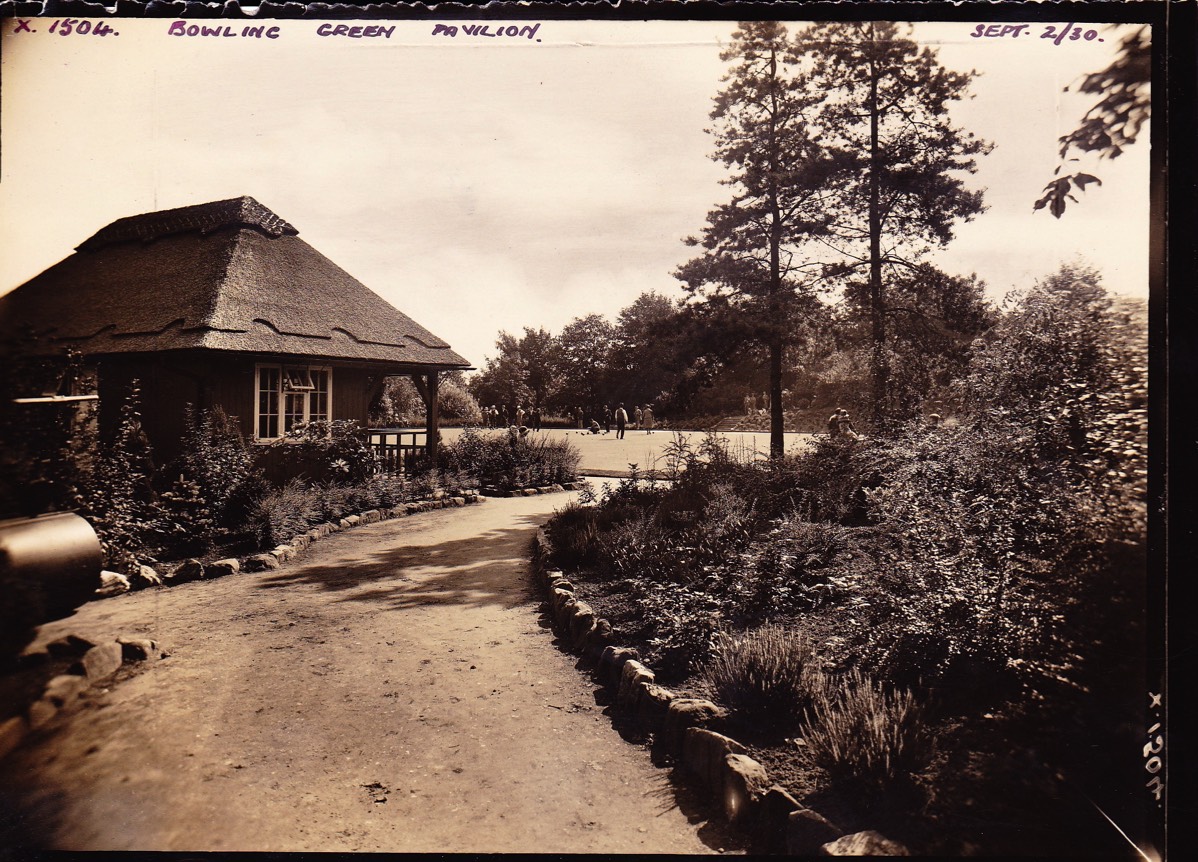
[
  {"x1": 284, "y1": 392, "x2": 305, "y2": 433},
  {"x1": 311, "y1": 369, "x2": 329, "y2": 422},
  {"x1": 257, "y1": 367, "x2": 281, "y2": 440}
]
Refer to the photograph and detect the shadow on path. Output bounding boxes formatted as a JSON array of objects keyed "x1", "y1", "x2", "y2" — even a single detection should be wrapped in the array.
[{"x1": 255, "y1": 513, "x2": 546, "y2": 612}]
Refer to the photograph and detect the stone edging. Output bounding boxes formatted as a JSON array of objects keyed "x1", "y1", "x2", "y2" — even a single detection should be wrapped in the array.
[
  {"x1": 529, "y1": 527, "x2": 911, "y2": 857},
  {"x1": 0, "y1": 635, "x2": 167, "y2": 763},
  {"x1": 95, "y1": 488, "x2": 491, "y2": 598},
  {"x1": 479, "y1": 480, "x2": 584, "y2": 498}
]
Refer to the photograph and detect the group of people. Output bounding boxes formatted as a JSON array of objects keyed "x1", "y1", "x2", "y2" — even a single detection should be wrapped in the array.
[
  {"x1": 483, "y1": 404, "x2": 542, "y2": 432},
  {"x1": 579, "y1": 403, "x2": 655, "y2": 438}
]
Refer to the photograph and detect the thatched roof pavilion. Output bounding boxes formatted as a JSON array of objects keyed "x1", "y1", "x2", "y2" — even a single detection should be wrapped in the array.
[{"x1": 1, "y1": 196, "x2": 470, "y2": 469}]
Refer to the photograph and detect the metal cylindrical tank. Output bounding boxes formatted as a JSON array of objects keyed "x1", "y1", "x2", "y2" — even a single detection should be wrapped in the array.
[{"x1": 0, "y1": 512, "x2": 103, "y2": 660}]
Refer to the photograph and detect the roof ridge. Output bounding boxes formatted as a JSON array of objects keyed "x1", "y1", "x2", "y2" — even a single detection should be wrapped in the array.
[{"x1": 76, "y1": 196, "x2": 298, "y2": 252}]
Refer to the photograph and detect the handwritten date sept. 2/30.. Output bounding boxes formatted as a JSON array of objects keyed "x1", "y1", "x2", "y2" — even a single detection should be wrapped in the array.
[{"x1": 972, "y1": 24, "x2": 1105, "y2": 43}]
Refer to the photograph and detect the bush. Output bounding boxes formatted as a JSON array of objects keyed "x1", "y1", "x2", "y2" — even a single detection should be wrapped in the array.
[
  {"x1": 77, "y1": 382, "x2": 177, "y2": 573},
  {"x1": 248, "y1": 479, "x2": 319, "y2": 548},
  {"x1": 803, "y1": 668, "x2": 934, "y2": 797},
  {"x1": 159, "y1": 406, "x2": 257, "y2": 553},
  {"x1": 440, "y1": 427, "x2": 580, "y2": 490},
  {"x1": 274, "y1": 420, "x2": 380, "y2": 483},
  {"x1": 703, "y1": 623, "x2": 820, "y2": 735}
]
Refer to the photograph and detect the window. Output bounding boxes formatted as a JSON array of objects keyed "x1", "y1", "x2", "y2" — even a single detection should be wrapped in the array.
[{"x1": 255, "y1": 364, "x2": 332, "y2": 441}]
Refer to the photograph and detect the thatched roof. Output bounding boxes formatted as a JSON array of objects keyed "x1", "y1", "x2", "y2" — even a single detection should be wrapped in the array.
[{"x1": 0, "y1": 196, "x2": 471, "y2": 369}]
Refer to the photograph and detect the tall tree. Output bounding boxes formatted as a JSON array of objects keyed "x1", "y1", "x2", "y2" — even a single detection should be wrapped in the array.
[
  {"x1": 801, "y1": 21, "x2": 990, "y2": 425},
  {"x1": 677, "y1": 21, "x2": 837, "y2": 456},
  {"x1": 608, "y1": 292, "x2": 682, "y2": 409},
  {"x1": 553, "y1": 314, "x2": 616, "y2": 413}
]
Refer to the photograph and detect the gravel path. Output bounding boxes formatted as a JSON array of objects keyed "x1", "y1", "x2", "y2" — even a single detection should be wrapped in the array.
[{"x1": 0, "y1": 495, "x2": 738, "y2": 853}]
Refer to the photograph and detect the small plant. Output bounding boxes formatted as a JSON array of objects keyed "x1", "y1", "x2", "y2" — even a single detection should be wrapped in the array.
[
  {"x1": 248, "y1": 478, "x2": 319, "y2": 548},
  {"x1": 802, "y1": 667, "x2": 934, "y2": 796},
  {"x1": 703, "y1": 623, "x2": 820, "y2": 735}
]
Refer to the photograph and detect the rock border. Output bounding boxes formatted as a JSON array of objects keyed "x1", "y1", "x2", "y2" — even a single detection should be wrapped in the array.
[
  {"x1": 479, "y1": 481, "x2": 583, "y2": 498},
  {"x1": 0, "y1": 634, "x2": 168, "y2": 764},
  {"x1": 530, "y1": 528, "x2": 910, "y2": 857},
  {"x1": 94, "y1": 488, "x2": 492, "y2": 599}
]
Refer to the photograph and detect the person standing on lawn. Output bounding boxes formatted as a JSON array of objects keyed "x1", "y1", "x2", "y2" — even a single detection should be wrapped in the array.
[
  {"x1": 615, "y1": 404, "x2": 628, "y2": 439},
  {"x1": 634, "y1": 405, "x2": 643, "y2": 430},
  {"x1": 642, "y1": 404, "x2": 655, "y2": 433}
]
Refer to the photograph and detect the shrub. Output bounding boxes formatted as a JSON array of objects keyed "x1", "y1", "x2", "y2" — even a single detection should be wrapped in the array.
[
  {"x1": 77, "y1": 382, "x2": 176, "y2": 573},
  {"x1": 803, "y1": 668, "x2": 934, "y2": 797},
  {"x1": 248, "y1": 479, "x2": 319, "y2": 548},
  {"x1": 703, "y1": 623, "x2": 820, "y2": 735},
  {"x1": 440, "y1": 427, "x2": 580, "y2": 490},
  {"x1": 159, "y1": 405, "x2": 256, "y2": 552},
  {"x1": 275, "y1": 420, "x2": 380, "y2": 483}
]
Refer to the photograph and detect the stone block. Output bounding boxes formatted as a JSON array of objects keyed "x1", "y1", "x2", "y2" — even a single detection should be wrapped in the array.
[
  {"x1": 338, "y1": 518, "x2": 352, "y2": 529},
  {"x1": 43, "y1": 674, "x2": 88, "y2": 707},
  {"x1": 0, "y1": 716, "x2": 29, "y2": 760},
  {"x1": 819, "y1": 830, "x2": 909, "y2": 856},
  {"x1": 451, "y1": 496, "x2": 466, "y2": 507},
  {"x1": 597, "y1": 646, "x2": 639, "y2": 687},
  {"x1": 582, "y1": 619, "x2": 614, "y2": 658},
  {"x1": 636, "y1": 683, "x2": 677, "y2": 731},
  {"x1": 321, "y1": 522, "x2": 338, "y2": 535},
  {"x1": 128, "y1": 565, "x2": 163, "y2": 590},
  {"x1": 617, "y1": 659, "x2": 655, "y2": 708},
  {"x1": 681, "y1": 727, "x2": 746, "y2": 792},
  {"x1": 306, "y1": 528, "x2": 323, "y2": 541},
  {"x1": 118, "y1": 637, "x2": 165, "y2": 662},
  {"x1": 243, "y1": 554, "x2": 280, "y2": 572},
  {"x1": 788, "y1": 808, "x2": 844, "y2": 856},
  {"x1": 571, "y1": 617, "x2": 597, "y2": 652},
  {"x1": 760, "y1": 786, "x2": 804, "y2": 853},
  {"x1": 76, "y1": 641, "x2": 123, "y2": 681},
  {"x1": 663, "y1": 698, "x2": 729, "y2": 749},
  {"x1": 289, "y1": 535, "x2": 311, "y2": 552},
  {"x1": 46, "y1": 634, "x2": 96, "y2": 658},
  {"x1": 205, "y1": 558, "x2": 239, "y2": 579},
  {"x1": 270, "y1": 546, "x2": 294, "y2": 563},
  {"x1": 555, "y1": 598, "x2": 578, "y2": 628},
  {"x1": 27, "y1": 698, "x2": 58, "y2": 731},
  {"x1": 166, "y1": 559, "x2": 204, "y2": 584},
  {"x1": 96, "y1": 571, "x2": 131, "y2": 598},
  {"x1": 361, "y1": 509, "x2": 381, "y2": 524},
  {"x1": 551, "y1": 484, "x2": 565, "y2": 492},
  {"x1": 345, "y1": 515, "x2": 361, "y2": 526},
  {"x1": 723, "y1": 754, "x2": 770, "y2": 823},
  {"x1": 550, "y1": 587, "x2": 574, "y2": 614}
]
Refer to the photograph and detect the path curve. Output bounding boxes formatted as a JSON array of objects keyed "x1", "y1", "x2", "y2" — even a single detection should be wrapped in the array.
[{"x1": 0, "y1": 495, "x2": 736, "y2": 853}]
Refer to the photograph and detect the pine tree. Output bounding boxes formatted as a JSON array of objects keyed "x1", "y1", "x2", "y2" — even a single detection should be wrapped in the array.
[
  {"x1": 799, "y1": 21, "x2": 990, "y2": 425},
  {"x1": 677, "y1": 21, "x2": 838, "y2": 457}
]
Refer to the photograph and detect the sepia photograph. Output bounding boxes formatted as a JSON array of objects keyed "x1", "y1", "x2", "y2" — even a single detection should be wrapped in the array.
[{"x1": 0, "y1": 1, "x2": 1170, "y2": 856}]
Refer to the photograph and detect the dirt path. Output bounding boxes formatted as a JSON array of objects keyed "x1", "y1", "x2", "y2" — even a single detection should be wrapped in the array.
[{"x1": 0, "y1": 495, "x2": 738, "y2": 853}]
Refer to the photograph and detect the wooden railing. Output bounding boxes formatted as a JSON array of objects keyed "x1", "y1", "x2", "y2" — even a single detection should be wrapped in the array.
[{"x1": 368, "y1": 428, "x2": 428, "y2": 474}]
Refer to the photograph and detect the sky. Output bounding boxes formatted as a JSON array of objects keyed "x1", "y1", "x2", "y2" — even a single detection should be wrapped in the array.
[{"x1": 0, "y1": 16, "x2": 1151, "y2": 368}]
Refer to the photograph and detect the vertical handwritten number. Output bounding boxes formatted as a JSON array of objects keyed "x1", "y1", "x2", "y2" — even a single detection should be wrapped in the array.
[
  {"x1": 48, "y1": 19, "x2": 58, "y2": 33},
  {"x1": 1146, "y1": 776, "x2": 1163, "y2": 800},
  {"x1": 1143, "y1": 735, "x2": 1163, "y2": 757}
]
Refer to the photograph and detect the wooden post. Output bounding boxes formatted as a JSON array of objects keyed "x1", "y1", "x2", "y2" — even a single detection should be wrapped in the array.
[{"x1": 425, "y1": 370, "x2": 440, "y2": 467}]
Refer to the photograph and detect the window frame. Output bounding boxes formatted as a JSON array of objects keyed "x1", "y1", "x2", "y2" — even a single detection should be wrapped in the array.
[{"x1": 254, "y1": 362, "x2": 333, "y2": 442}]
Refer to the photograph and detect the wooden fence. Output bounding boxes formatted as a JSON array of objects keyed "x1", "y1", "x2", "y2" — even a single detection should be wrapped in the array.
[{"x1": 368, "y1": 428, "x2": 428, "y2": 474}]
